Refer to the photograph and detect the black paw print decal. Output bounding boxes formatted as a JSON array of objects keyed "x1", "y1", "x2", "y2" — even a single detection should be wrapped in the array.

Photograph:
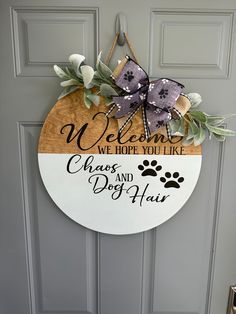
[
  {"x1": 129, "y1": 101, "x2": 138, "y2": 109},
  {"x1": 159, "y1": 89, "x2": 168, "y2": 99},
  {"x1": 160, "y1": 172, "x2": 184, "y2": 188},
  {"x1": 138, "y1": 160, "x2": 162, "y2": 177},
  {"x1": 156, "y1": 120, "x2": 164, "y2": 128},
  {"x1": 124, "y1": 71, "x2": 134, "y2": 82}
]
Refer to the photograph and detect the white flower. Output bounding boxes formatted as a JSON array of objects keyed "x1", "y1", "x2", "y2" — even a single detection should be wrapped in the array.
[
  {"x1": 138, "y1": 83, "x2": 142, "y2": 88},
  {"x1": 187, "y1": 93, "x2": 202, "y2": 108},
  {"x1": 149, "y1": 101, "x2": 156, "y2": 105}
]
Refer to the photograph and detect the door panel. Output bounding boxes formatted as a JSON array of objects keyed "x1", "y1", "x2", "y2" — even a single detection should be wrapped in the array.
[
  {"x1": 1, "y1": 1, "x2": 236, "y2": 314},
  {"x1": 149, "y1": 10, "x2": 233, "y2": 79},
  {"x1": 19, "y1": 123, "x2": 98, "y2": 314},
  {"x1": 11, "y1": 7, "x2": 98, "y2": 77}
]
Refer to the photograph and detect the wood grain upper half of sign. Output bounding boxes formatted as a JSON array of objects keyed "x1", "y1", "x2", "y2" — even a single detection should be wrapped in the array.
[{"x1": 38, "y1": 89, "x2": 201, "y2": 155}]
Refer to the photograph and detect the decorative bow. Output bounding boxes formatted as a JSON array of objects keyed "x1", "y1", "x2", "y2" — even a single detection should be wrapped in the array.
[{"x1": 107, "y1": 56, "x2": 184, "y2": 139}]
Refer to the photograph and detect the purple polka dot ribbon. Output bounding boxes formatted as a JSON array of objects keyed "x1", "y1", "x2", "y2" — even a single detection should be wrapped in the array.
[{"x1": 110, "y1": 56, "x2": 184, "y2": 139}]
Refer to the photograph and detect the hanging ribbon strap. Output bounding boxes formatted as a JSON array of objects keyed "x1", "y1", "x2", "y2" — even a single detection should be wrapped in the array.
[
  {"x1": 105, "y1": 32, "x2": 139, "y2": 66},
  {"x1": 105, "y1": 33, "x2": 145, "y2": 133}
]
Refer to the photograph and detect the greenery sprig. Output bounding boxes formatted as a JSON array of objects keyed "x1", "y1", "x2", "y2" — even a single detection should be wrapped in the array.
[
  {"x1": 54, "y1": 53, "x2": 236, "y2": 145},
  {"x1": 54, "y1": 52, "x2": 123, "y2": 107},
  {"x1": 169, "y1": 93, "x2": 236, "y2": 146}
]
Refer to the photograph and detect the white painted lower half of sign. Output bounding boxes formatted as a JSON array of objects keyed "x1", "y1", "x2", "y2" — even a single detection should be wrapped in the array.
[{"x1": 38, "y1": 153, "x2": 202, "y2": 234}]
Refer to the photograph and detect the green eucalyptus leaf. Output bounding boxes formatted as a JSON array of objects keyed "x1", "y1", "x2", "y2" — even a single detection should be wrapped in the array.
[
  {"x1": 206, "y1": 124, "x2": 236, "y2": 136},
  {"x1": 189, "y1": 119, "x2": 199, "y2": 135},
  {"x1": 100, "y1": 83, "x2": 118, "y2": 97},
  {"x1": 91, "y1": 74, "x2": 103, "y2": 86},
  {"x1": 96, "y1": 51, "x2": 102, "y2": 67},
  {"x1": 96, "y1": 52, "x2": 113, "y2": 80},
  {"x1": 190, "y1": 111, "x2": 207, "y2": 123},
  {"x1": 58, "y1": 86, "x2": 79, "y2": 99},
  {"x1": 206, "y1": 114, "x2": 236, "y2": 126},
  {"x1": 64, "y1": 67, "x2": 71, "y2": 76},
  {"x1": 91, "y1": 79, "x2": 101, "y2": 86},
  {"x1": 177, "y1": 118, "x2": 185, "y2": 136},
  {"x1": 208, "y1": 130, "x2": 212, "y2": 140},
  {"x1": 206, "y1": 116, "x2": 225, "y2": 126},
  {"x1": 86, "y1": 93, "x2": 100, "y2": 106},
  {"x1": 80, "y1": 65, "x2": 95, "y2": 88},
  {"x1": 84, "y1": 90, "x2": 93, "y2": 109},
  {"x1": 93, "y1": 71, "x2": 102, "y2": 80},
  {"x1": 169, "y1": 119, "x2": 181, "y2": 134},
  {"x1": 186, "y1": 123, "x2": 194, "y2": 140},
  {"x1": 69, "y1": 54, "x2": 85, "y2": 75},
  {"x1": 60, "y1": 79, "x2": 80, "y2": 87},
  {"x1": 193, "y1": 125, "x2": 206, "y2": 146},
  {"x1": 181, "y1": 137, "x2": 194, "y2": 146},
  {"x1": 65, "y1": 66, "x2": 83, "y2": 81},
  {"x1": 213, "y1": 133, "x2": 226, "y2": 141},
  {"x1": 187, "y1": 93, "x2": 202, "y2": 109},
  {"x1": 104, "y1": 97, "x2": 114, "y2": 106},
  {"x1": 54, "y1": 65, "x2": 70, "y2": 79}
]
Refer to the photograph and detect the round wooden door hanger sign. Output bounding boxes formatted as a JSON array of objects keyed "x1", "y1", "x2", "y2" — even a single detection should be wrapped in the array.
[{"x1": 38, "y1": 89, "x2": 202, "y2": 234}]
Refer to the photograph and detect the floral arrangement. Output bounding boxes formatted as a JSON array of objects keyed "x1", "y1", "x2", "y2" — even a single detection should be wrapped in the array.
[{"x1": 54, "y1": 53, "x2": 236, "y2": 146}]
